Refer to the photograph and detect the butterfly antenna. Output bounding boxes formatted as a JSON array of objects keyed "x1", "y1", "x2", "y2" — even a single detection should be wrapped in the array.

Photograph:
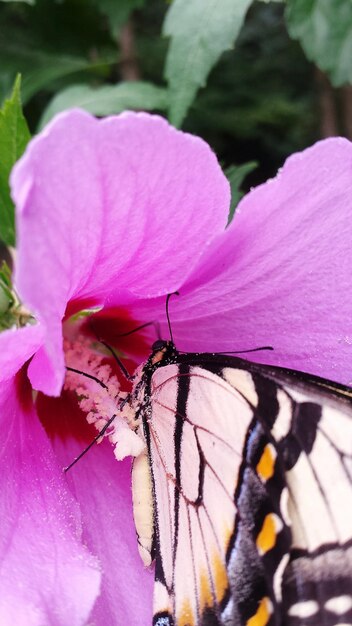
[
  {"x1": 98, "y1": 339, "x2": 133, "y2": 381},
  {"x1": 66, "y1": 366, "x2": 109, "y2": 389},
  {"x1": 113, "y1": 320, "x2": 160, "y2": 339},
  {"x1": 64, "y1": 413, "x2": 117, "y2": 473},
  {"x1": 166, "y1": 291, "x2": 179, "y2": 344},
  {"x1": 177, "y1": 345, "x2": 273, "y2": 356},
  {"x1": 88, "y1": 321, "x2": 133, "y2": 381},
  {"x1": 222, "y1": 346, "x2": 273, "y2": 354}
]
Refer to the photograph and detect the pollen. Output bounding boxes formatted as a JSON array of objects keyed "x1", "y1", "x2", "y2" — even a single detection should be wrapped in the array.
[{"x1": 64, "y1": 339, "x2": 145, "y2": 459}]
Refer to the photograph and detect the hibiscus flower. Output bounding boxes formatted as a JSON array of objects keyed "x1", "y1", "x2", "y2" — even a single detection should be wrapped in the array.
[{"x1": 0, "y1": 109, "x2": 351, "y2": 626}]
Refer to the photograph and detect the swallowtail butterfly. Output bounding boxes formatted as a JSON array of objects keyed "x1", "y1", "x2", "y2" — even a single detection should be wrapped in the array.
[{"x1": 129, "y1": 340, "x2": 352, "y2": 626}]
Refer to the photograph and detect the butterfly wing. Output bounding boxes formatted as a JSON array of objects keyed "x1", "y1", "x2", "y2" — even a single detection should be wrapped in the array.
[
  {"x1": 142, "y1": 356, "x2": 352, "y2": 626},
  {"x1": 144, "y1": 361, "x2": 290, "y2": 625},
  {"x1": 242, "y1": 362, "x2": 352, "y2": 625}
]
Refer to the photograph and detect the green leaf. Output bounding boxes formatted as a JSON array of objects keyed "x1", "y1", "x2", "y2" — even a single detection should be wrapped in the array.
[
  {"x1": 0, "y1": 76, "x2": 30, "y2": 247},
  {"x1": 17, "y1": 52, "x2": 113, "y2": 105},
  {"x1": 38, "y1": 81, "x2": 169, "y2": 129},
  {"x1": 98, "y1": 0, "x2": 145, "y2": 36},
  {"x1": 163, "y1": 0, "x2": 253, "y2": 127},
  {"x1": 286, "y1": 0, "x2": 352, "y2": 86},
  {"x1": 225, "y1": 161, "x2": 258, "y2": 224}
]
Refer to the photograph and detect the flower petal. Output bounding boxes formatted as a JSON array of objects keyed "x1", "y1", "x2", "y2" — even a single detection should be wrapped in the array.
[
  {"x1": 0, "y1": 376, "x2": 101, "y2": 626},
  {"x1": 12, "y1": 109, "x2": 229, "y2": 395},
  {"x1": 134, "y1": 138, "x2": 352, "y2": 383},
  {"x1": 0, "y1": 323, "x2": 44, "y2": 382},
  {"x1": 38, "y1": 392, "x2": 154, "y2": 626}
]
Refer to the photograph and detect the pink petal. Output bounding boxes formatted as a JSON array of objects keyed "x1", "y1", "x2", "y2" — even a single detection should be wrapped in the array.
[
  {"x1": 0, "y1": 323, "x2": 44, "y2": 382},
  {"x1": 12, "y1": 109, "x2": 229, "y2": 395},
  {"x1": 39, "y1": 392, "x2": 154, "y2": 625},
  {"x1": 133, "y1": 138, "x2": 352, "y2": 383},
  {"x1": 0, "y1": 376, "x2": 101, "y2": 626}
]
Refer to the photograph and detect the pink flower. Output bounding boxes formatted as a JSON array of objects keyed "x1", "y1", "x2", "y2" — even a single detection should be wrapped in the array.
[{"x1": 0, "y1": 109, "x2": 351, "y2": 625}]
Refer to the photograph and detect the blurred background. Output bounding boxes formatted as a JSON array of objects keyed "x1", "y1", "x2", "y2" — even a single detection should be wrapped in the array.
[{"x1": 0, "y1": 0, "x2": 351, "y2": 200}]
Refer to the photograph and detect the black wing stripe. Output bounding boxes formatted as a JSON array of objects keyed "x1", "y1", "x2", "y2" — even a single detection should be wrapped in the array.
[
  {"x1": 279, "y1": 401, "x2": 321, "y2": 470},
  {"x1": 148, "y1": 426, "x2": 174, "y2": 588},
  {"x1": 252, "y1": 374, "x2": 280, "y2": 430},
  {"x1": 194, "y1": 430, "x2": 206, "y2": 506},
  {"x1": 173, "y1": 363, "x2": 190, "y2": 582}
]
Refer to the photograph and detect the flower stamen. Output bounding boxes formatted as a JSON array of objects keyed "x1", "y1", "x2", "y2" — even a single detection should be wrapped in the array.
[{"x1": 64, "y1": 338, "x2": 145, "y2": 461}]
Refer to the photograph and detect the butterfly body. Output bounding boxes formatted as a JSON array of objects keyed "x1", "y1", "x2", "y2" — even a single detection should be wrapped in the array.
[{"x1": 129, "y1": 342, "x2": 352, "y2": 626}]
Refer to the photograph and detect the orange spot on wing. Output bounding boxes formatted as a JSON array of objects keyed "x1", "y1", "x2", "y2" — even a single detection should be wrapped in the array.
[
  {"x1": 256, "y1": 514, "x2": 278, "y2": 555},
  {"x1": 247, "y1": 597, "x2": 272, "y2": 626},
  {"x1": 256, "y1": 444, "x2": 276, "y2": 482}
]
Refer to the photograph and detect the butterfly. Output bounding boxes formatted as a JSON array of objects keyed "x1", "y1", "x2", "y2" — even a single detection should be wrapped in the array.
[{"x1": 128, "y1": 339, "x2": 352, "y2": 626}]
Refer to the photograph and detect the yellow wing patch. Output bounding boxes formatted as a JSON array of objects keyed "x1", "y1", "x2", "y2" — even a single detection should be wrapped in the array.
[
  {"x1": 199, "y1": 542, "x2": 230, "y2": 612},
  {"x1": 223, "y1": 523, "x2": 234, "y2": 553},
  {"x1": 212, "y1": 550, "x2": 228, "y2": 603},
  {"x1": 256, "y1": 444, "x2": 277, "y2": 482},
  {"x1": 199, "y1": 568, "x2": 213, "y2": 611},
  {"x1": 247, "y1": 597, "x2": 272, "y2": 626},
  {"x1": 256, "y1": 513, "x2": 283, "y2": 555},
  {"x1": 178, "y1": 599, "x2": 195, "y2": 626}
]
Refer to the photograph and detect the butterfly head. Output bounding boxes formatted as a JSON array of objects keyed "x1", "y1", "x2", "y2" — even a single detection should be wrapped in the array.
[{"x1": 150, "y1": 339, "x2": 178, "y2": 366}]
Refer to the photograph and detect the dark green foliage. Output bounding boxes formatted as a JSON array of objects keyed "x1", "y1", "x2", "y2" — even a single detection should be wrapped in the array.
[
  {"x1": 184, "y1": 3, "x2": 318, "y2": 179},
  {"x1": 0, "y1": 0, "x2": 350, "y2": 233},
  {"x1": 0, "y1": 0, "x2": 117, "y2": 112},
  {"x1": 286, "y1": 0, "x2": 352, "y2": 85},
  {"x1": 97, "y1": 0, "x2": 146, "y2": 36}
]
